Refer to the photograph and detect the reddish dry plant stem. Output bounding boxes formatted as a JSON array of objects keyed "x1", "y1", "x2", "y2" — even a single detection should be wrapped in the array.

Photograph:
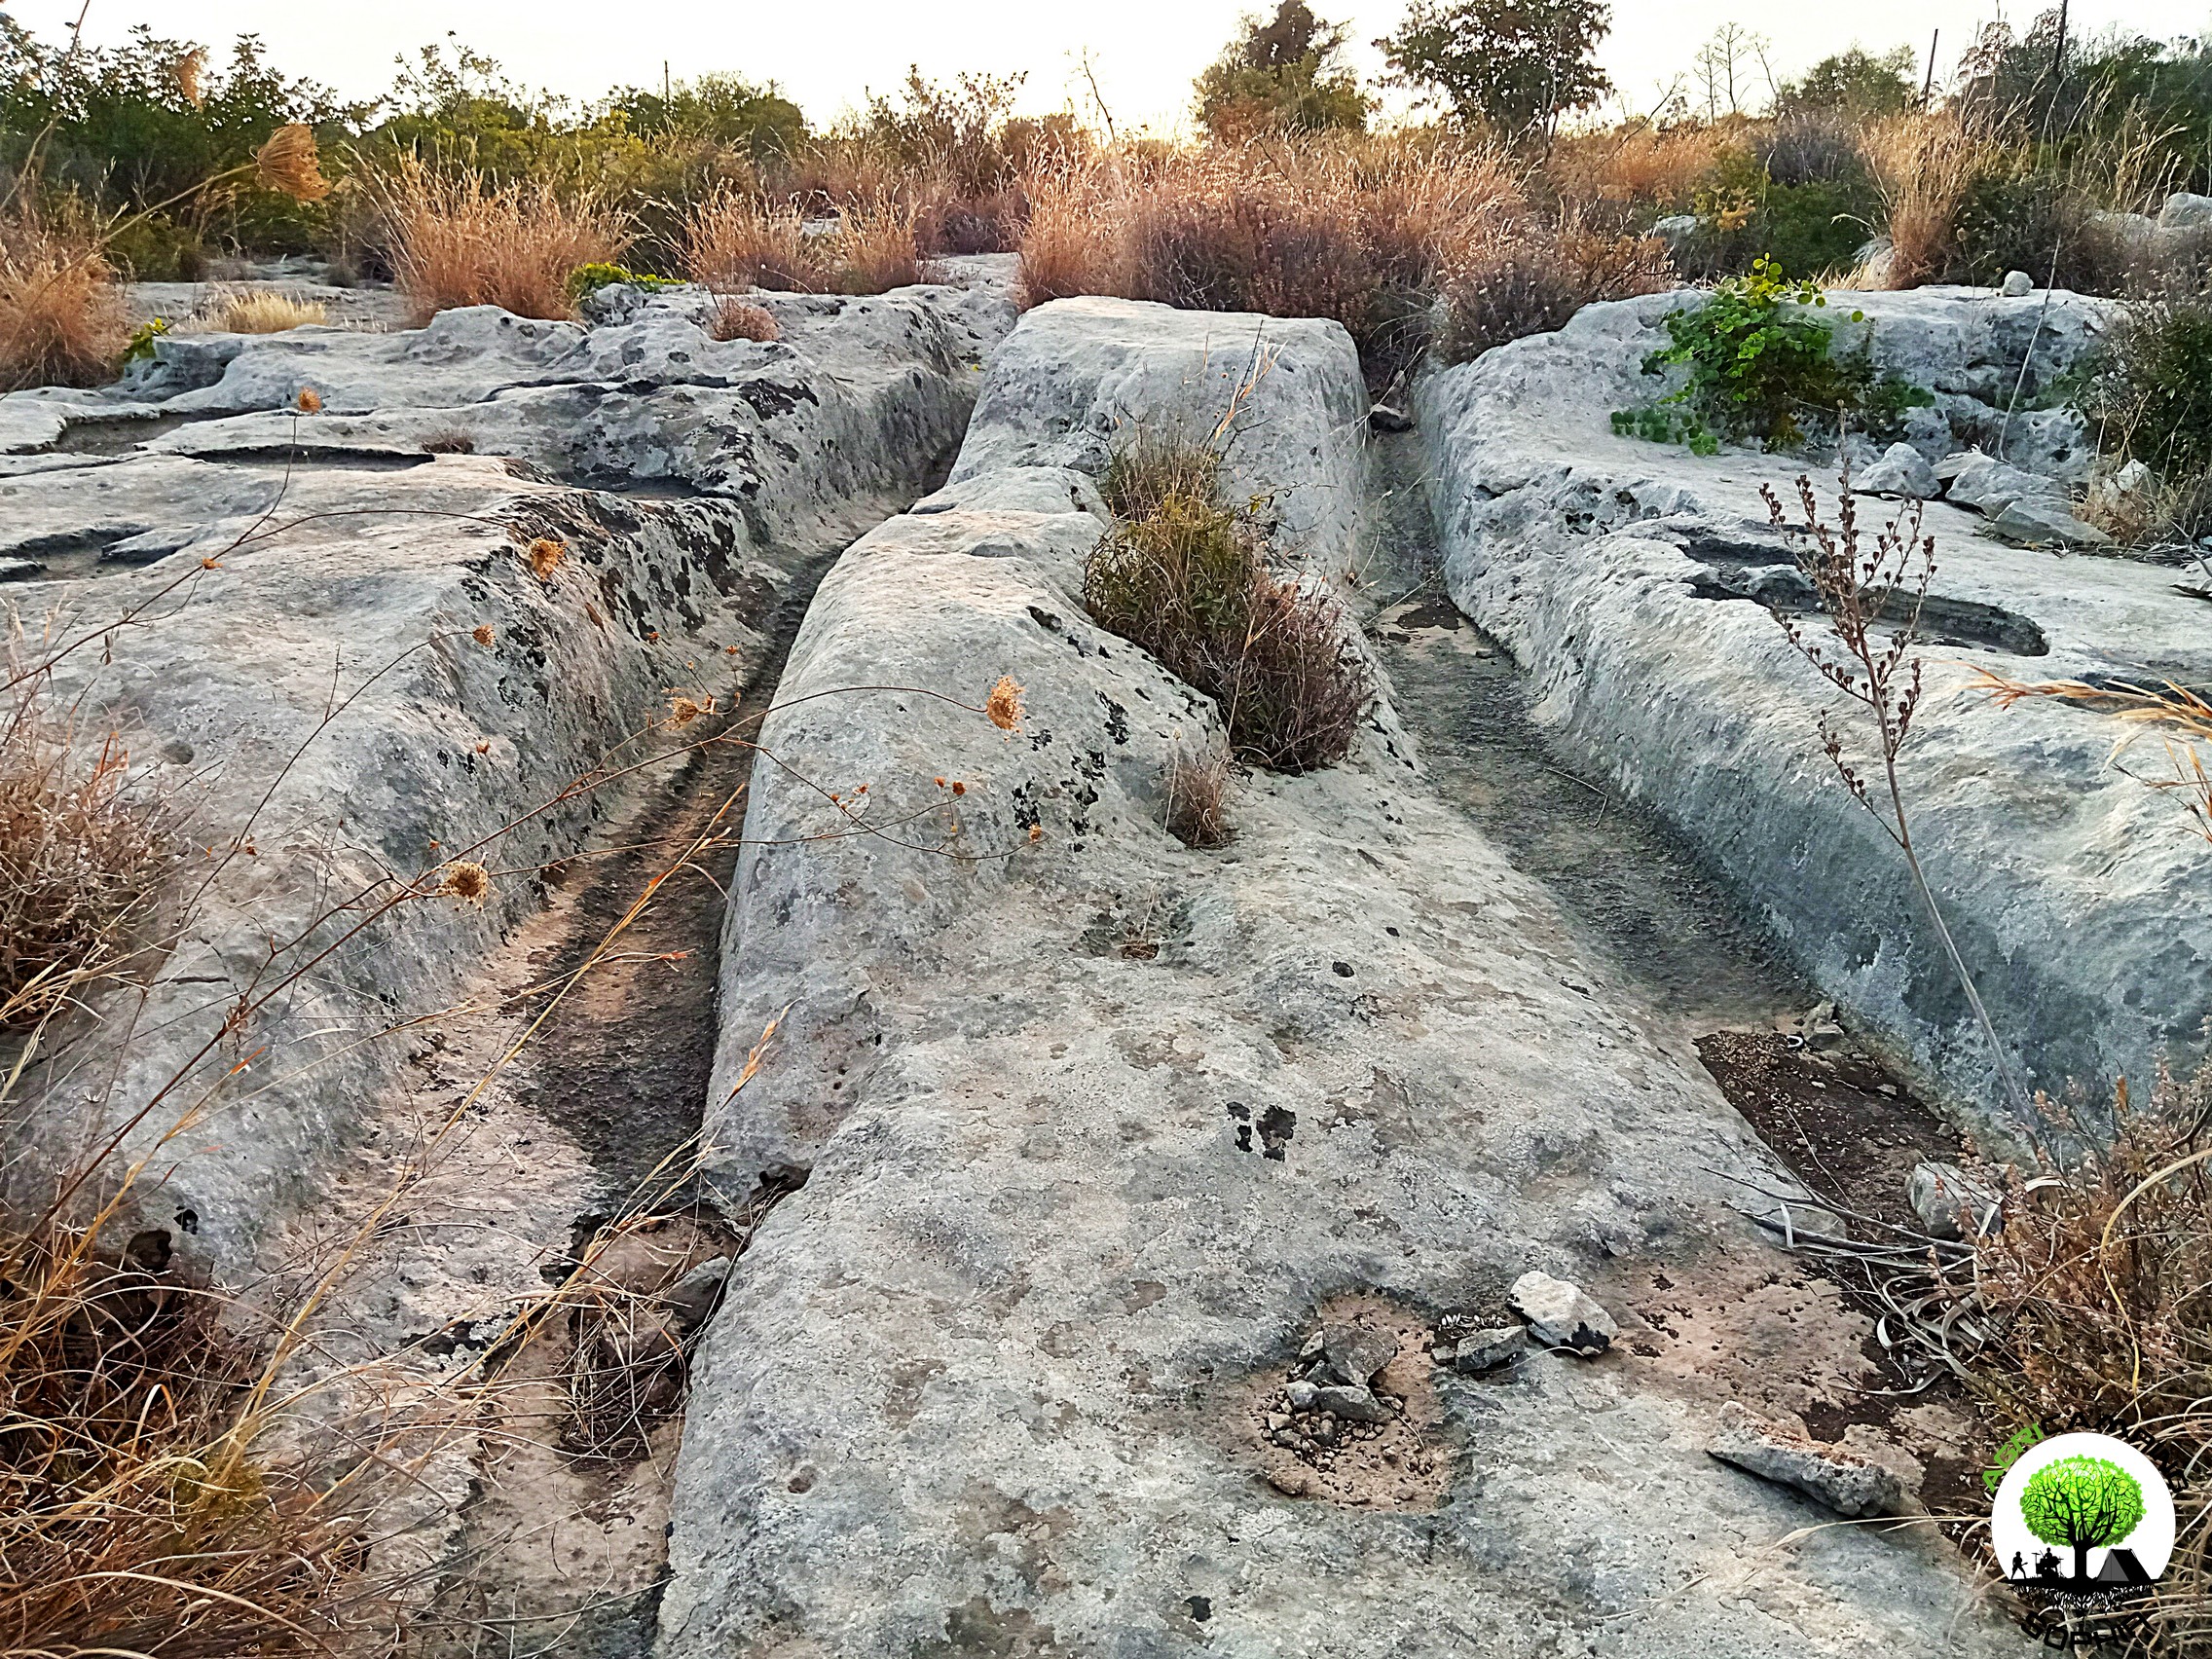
[{"x1": 1762, "y1": 462, "x2": 2034, "y2": 1124}]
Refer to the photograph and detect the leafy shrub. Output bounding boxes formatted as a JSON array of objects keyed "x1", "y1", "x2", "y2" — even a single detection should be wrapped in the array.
[
  {"x1": 1946, "y1": 167, "x2": 2130, "y2": 293},
  {"x1": 1086, "y1": 434, "x2": 1368, "y2": 772},
  {"x1": 566, "y1": 260, "x2": 682, "y2": 303},
  {"x1": 100, "y1": 212, "x2": 204, "y2": 281},
  {"x1": 2079, "y1": 296, "x2": 2212, "y2": 541},
  {"x1": 1672, "y1": 141, "x2": 1880, "y2": 282},
  {"x1": 1617, "y1": 254, "x2": 1931, "y2": 452}
]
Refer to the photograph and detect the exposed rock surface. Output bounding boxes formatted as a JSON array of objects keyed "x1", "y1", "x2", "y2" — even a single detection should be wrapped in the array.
[
  {"x1": 659, "y1": 297, "x2": 2013, "y2": 1657},
  {"x1": 1909, "y1": 1161, "x2": 2006, "y2": 1241},
  {"x1": 1, "y1": 271, "x2": 1016, "y2": 1273},
  {"x1": 1416, "y1": 286, "x2": 2210, "y2": 1124}
]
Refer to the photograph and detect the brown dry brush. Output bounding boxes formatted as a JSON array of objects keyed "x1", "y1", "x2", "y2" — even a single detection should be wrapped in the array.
[
  {"x1": 1762, "y1": 468, "x2": 2034, "y2": 1123},
  {"x1": 1977, "y1": 674, "x2": 2212, "y2": 846},
  {"x1": 0, "y1": 660, "x2": 174, "y2": 1027}
]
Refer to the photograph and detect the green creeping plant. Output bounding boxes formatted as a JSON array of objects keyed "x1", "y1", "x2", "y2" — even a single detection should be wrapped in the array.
[
  {"x1": 565, "y1": 262, "x2": 683, "y2": 302},
  {"x1": 1616, "y1": 254, "x2": 1931, "y2": 456}
]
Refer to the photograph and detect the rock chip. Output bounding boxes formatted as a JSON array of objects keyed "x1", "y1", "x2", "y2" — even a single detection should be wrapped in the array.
[
  {"x1": 2159, "y1": 192, "x2": 2212, "y2": 229},
  {"x1": 1709, "y1": 1402, "x2": 1910, "y2": 1519},
  {"x1": 1448, "y1": 1325, "x2": 1530, "y2": 1373},
  {"x1": 1368, "y1": 402, "x2": 1414, "y2": 433},
  {"x1": 1856, "y1": 441, "x2": 1940, "y2": 499},
  {"x1": 1309, "y1": 1383, "x2": 1390, "y2": 1424},
  {"x1": 660, "y1": 1257, "x2": 734, "y2": 1333},
  {"x1": 1908, "y1": 1161, "x2": 2005, "y2": 1241},
  {"x1": 1944, "y1": 455, "x2": 2066, "y2": 517},
  {"x1": 1284, "y1": 1380, "x2": 1318, "y2": 1411},
  {"x1": 2000, "y1": 271, "x2": 2034, "y2": 298},
  {"x1": 1989, "y1": 497, "x2": 2114, "y2": 548},
  {"x1": 1509, "y1": 1271, "x2": 1616, "y2": 1355},
  {"x1": 1314, "y1": 1322, "x2": 1399, "y2": 1386}
]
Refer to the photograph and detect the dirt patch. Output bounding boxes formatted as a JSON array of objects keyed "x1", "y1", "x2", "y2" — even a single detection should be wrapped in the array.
[
  {"x1": 1246, "y1": 1296, "x2": 1452, "y2": 1509},
  {"x1": 1698, "y1": 1026, "x2": 1964, "y2": 1231}
]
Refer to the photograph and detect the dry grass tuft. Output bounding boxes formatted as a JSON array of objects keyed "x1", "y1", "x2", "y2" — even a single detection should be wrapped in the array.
[
  {"x1": 204, "y1": 288, "x2": 327, "y2": 334},
  {"x1": 1437, "y1": 212, "x2": 1675, "y2": 364},
  {"x1": 0, "y1": 199, "x2": 128, "y2": 392},
  {"x1": 707, "y1": 295, "x2": 780, "y2": 342},
  {"x1": 682, "y1": 188, "x2": 920, "y2": 296},
  {"x1": 526, "y1": 536, "x2": 567, "y2": 582},
  {"x1": 1861, "y1": 112, "x2": 2002, "y2": 288},
  {"x1": 1164, "y1": 746, "x2": 1233, "y2": 848},
  {"x1": 0, "y1": 679, "x2": 171, "y2": 1025},
  {"x1": 1088, "y1": 432, "x2": 1368, "y2": 772},
  {"x1": 0, "y1": 1198, "x2": 379, "y2": 1653},
  {"x1": 422, "y1": 426, "x2": 477, "y2": 455},
  {"x1": 374, "y1": 160, "x2": 629, "y2": 325}
]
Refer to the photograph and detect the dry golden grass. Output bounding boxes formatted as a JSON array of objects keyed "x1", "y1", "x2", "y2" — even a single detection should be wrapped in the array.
[
  {"x1": 0, "y1": 678, "x2": 171, "y2": 1026},
  {"x1": 0, "y1": 200, "x2": 128, "y2": 392},
  {"x1": 707, "y1": 295, "x2": 780, "y2": 342},
  {"x1": 1164, "y1": 745, "x2": 1233, "y2": 848},
  {"x1": 1018, "y1": 138, "x2": 1530, "y2": 381},
  {"x1": 1860, "y1": 112, "x2": 2003, "y2": 288},
  {"x1": 203, "y1": 287, "x2": 328, "y2": 334},
  {"x1": 683, "y1": 187, "x2": 814, "y2": 291},
  {"x1": 1549, "y1": 120, "x2": 1741, "y2": 209},
  {"x1": 681, "y1": 187, "x2": 919, "y2": 296},
  {"x1": 374, "y1": 160, "x2": 629, "y2": 325}
]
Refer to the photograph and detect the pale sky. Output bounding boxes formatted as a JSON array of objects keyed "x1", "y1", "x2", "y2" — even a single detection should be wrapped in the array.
[{"x1": 6, "y1": 1, "x2": 2211, "y2": 132}]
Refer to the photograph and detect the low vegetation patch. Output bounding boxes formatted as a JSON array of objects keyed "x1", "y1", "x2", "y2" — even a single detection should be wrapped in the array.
[
  {"x1": 204, "y1": 287, "x2": 328, "y2": 333},
  {"x1": 682, "y1": 187, "x2": 919, "y2": 296},
  {"x1": 1086, "y1": 433, "x2": 1367, "y2": 772},
  {"x1": 1615, "y1": 255, "x2": 1931, "y2": 454},
  {"x1": 0, "y1": 201, "x2": 127, "y2": 392},
  {"x1": 2079, "y1": 295, "x2": 2212, "y2": 544},
  {"x1": 1, "y1": 681, "x2": 173, "y2": 1025},
  {"x1": 565, "y1": 261, "x2": 682, "y2": 304},
  {"x1": 374, "y1": 160, "x2": 629, "y2": 325}
]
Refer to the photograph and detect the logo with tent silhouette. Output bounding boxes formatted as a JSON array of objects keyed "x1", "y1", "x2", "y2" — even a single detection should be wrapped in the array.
[{"x1": 1992, "y1": 1431, "x2": 2174, "y2": 1633}]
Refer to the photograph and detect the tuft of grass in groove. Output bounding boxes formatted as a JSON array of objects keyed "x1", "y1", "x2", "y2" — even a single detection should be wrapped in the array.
[{"x1": 1087, "y1": 432, "x2": 1367, "y2": 773}]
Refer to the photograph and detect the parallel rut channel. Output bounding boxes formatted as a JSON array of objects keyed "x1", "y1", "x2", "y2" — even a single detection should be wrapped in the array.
[
  {"x1": 1360, "y1": 429, "x2": 1985, "y2": 1499},
  {"x1": 282, "y1": 522, "x2": 846, "y2": 1658}
]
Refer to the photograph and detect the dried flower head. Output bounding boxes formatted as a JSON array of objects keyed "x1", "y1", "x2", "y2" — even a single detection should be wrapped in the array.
[
  {"x1": 1027, "y1": 824, "x2": 1043, "y2": 842},
  {"x1": 471, "y1": 623, "x2": 496, "y2": 645},
  {"x1": 175, "y1": 48, "x2": 206, "y2": 109},
  {"x1": 985, "y1": 674, "x2": 1025, "y2": 732},
  {"x1": 665, "y1": 690, "x2": 715, "y2": 727},
  {"x1": 295, "y1": 387, "x2": 321, "y2": 413},
  {"x1": 436, "y1": 860, "x2": 492, "y2": 906},
  {"x1": 527, "y1": 537, "x2": 566, "y2": 581},
  {"x1": 255, "y1": 124, "x2": 329, "y2": 203}
]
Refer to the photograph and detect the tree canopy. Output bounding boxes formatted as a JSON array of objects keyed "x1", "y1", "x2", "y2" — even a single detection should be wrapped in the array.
[
  {"x1": 1379, "y1": 0, "x2": 1613, "y2": 140},
  {"x1": 1195, "y1": 2, "x2": 1370, "y2": 139},
  {"x1": 1773, "y1": 46, "x2": 1918, "y2": 120}
]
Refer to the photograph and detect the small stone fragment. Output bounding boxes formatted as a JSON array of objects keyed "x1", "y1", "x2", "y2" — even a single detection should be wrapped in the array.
[
  {"x1": 1708, "y1": 1402, "x2": 1911, "y2": 1518},
  {"x1": 1310, "y1": 1383, "x2": 1390, "y2": 1423},
  {"x1": 1265, "y1": 1466, "x2": 1313, "y2": 1496},
  {"x1": 1908, "y1": 1161, "x2": 2005, "y2": 1241},
  {"x1": 1315, "y1": 1321, "x2": 1398, "y2": 1386},
  {"x1": 659, "y1": 1256, "x2": 734, "y2": 1332},
  {"x1": 1989, "y1": 498, "x2": 2115, "y2": 549},
  {"x1": 1509, "y1": 1271, "x2": 1617, "y2": 1355},
  {"x1": 1855, "y1": 442, "x2": 1940, "y2": 499},
  {"x1": 1450, "y1": 1325, "x2": 1530, "y2": 1373},
  {"x1": 1368, "y1": 403, "x2": 1414, "y2": 433},
  {"x1": 2000, "y1": 270, "x2": 2034, "y2": 297},
  {"x1": 1285, "y1": 1380, "x2": 1318, "y2": 1411}
]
